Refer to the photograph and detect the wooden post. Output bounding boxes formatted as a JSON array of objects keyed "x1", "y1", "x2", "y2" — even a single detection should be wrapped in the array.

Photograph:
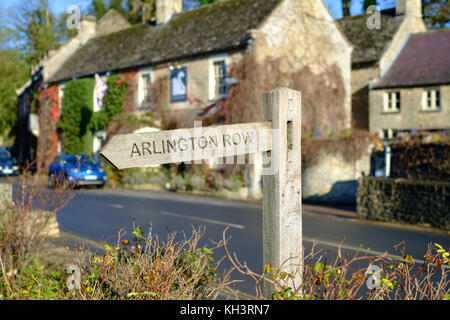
[{"x1": 262, "y1": 88, "x2": 302, "y2": 298}]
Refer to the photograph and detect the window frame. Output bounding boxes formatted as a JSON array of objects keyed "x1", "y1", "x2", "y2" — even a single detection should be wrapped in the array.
[
  {"x1": 384, "y1": 91, "x2": 401, "y2": 113},
  {"x1": 422, "y1": 88, "x2": 441, "y2": 111},
  {"x1": 138, "y1": 67, "x2": 153, "y2": 109},
  {"x1": 93, "y1": 130, "x2": 107, "y2": 154},
  {"x1": 209, "y1": 54, "x2": 230, "y2": 101},
  {"x1": 58, "y1": 82, "x2": 66, "y2": 116}
]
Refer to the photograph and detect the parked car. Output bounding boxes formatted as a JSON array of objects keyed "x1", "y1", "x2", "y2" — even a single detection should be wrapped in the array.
[
  {"x1": 0, "y1": 147, "x2": 20, "y2": 176},
  {"x1": 48, "y1": 154, "x2": 107, "y2": 188}
]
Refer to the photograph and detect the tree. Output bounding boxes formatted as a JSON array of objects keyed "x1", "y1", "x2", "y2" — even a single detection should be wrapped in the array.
[
  {"x1": 1, "y1": 0, "x2": 73, "y2": 141},
  {"x1": 198, "y1": 0, "x2": 218, "y2": 4},
  {"x1": 422, "y1": 0, "x2": 449, "y2": 28},
  {"x1": 0, "y1": 17, "x2": 28, "y2": 141},
  {"x1": 343, "y1": 0, "x2": 351, "y2": 16},
  {"x1": 127, "y1": 0, "x2": 156, "y2": 24},
  {"x1": 7, "y1": 0, "x2": 59, "y2": 66},
  {"x1": 363, "y1": 0, "x2": 377, "y2": 10},
  {"x1": 90, "y1": 0, "x2": 128, "y2": 19}
]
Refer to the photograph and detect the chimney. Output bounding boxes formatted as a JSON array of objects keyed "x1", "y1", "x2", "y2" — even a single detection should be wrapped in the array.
[
  {"x1": 396, "y1": 0, "x2": 422, "y2": 18},
  {"x1": 78, "y1": 16, "x2": 97, "y2": 44},
  {"x1": 156, "y1": 0, "x2": 183, "y2": 25}
]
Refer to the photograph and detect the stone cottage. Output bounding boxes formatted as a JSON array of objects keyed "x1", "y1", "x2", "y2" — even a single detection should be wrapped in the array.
[
  {"x1": 15, "y1": 0, "x2": 354, "y2": 203},
  {"x1": 369, "y1": 30, "x2": 450, "y2": 138},
  {"x1": 338, "y1": 0, "x2": 426, "y2": 131},
  {"x1": 14, "y1": 10, "x2": 131, "y2": 166},
  {"x1": 17, "y1": 0, "x2": 351, "y2": 162}
]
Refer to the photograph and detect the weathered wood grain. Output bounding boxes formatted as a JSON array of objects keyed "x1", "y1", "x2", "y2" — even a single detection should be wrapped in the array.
[
  {"x1": 101, "y1": 122, "x2": 272, "y2": 169},
  {"x1": 262, "y1": 87, "x2": 302, "y2": 298}
]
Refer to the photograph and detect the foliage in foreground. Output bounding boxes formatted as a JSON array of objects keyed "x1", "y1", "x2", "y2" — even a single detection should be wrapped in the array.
[
  {"x1": 68, "y1": 226, "x2": 232, "y2": 300},
  {"x1": 0, "y1": 173, "x2": 232, "y2": 300},
  {"x1": 224, "y1": 229, "x2": 450, "y2": 300},
  {"x1": 1, "y1": 224, "x2": 233, "y2": 300}
]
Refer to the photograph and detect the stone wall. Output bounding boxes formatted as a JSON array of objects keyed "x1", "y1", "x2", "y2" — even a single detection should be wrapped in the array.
[
  {"x1": 252, "y1": 0, "x2": 352, "y2": 134},
  {"x1": 96, "y1": 10, "x2": 130, "y2": 37},
  {"x1": 302, "y1": 146, "x2": 373, "y2": 204},
  {"x1": 357, "y1": 177, "x2": 450, "y2": 230},
  {"x1": 351, "y1": 66, "x2": 379, "y2": 130},
  {"x1": 150, "y1": 51, "x2": 244, "y2": 120}
]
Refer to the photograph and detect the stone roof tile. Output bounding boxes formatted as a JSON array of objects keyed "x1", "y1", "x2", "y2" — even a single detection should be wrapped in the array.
[
  {"x1": 49, "y1": 0, "x2": 282, "y2": 83},
  {"x1": 338, "y1": 13, "x2": 404, "y2": 64},
  {"x1": 376, "y1": 30, "x2": 450, "y2": 88}
]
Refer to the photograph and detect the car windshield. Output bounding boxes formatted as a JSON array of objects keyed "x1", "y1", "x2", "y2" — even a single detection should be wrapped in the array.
[
  {"x1": 65, "y1": 155, "x2": 96, "y2": 166},
  {"x1": 0, "y1": 151, "x2": 12, "y2": 162}
]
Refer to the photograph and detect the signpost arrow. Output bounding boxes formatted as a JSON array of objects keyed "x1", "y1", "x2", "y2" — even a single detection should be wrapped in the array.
[{"x1": 101, "y1": 122, "x2": 272, "y2": 169}]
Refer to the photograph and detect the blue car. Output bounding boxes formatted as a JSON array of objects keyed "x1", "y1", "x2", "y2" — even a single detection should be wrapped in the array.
[
  {"x1": 48, "y1": 154, "x2": 107, "y2": 188},
  {"x1": 0, "y1": 147, "x2": 20, "y2": 176}
]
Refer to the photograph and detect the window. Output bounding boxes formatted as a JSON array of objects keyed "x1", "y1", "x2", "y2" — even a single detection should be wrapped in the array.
[
  {"x1": 138, "y1": 68, "x2": 152, "y2": 108},
  {"x1": 213, "y1": 61, "x2": 227, "y2": 98},
  {"x1": 58, "y1": 83, "x2": 65, "y2": 116},
  {"x1": 378, "y1": 129, "x2": 397, "y2": 140},
  {"x1": 93, "y1": 130, "x2": 107, "y2": 154},
  {"x1": 423, "y1": 89, "x2": 441, "y2": 111},
  {"x1": 209, "y1": 55, "x2": 229, "y2": 100},
  {"x1": 384, "y1": 91, "x2": 401, "y2": 112}
]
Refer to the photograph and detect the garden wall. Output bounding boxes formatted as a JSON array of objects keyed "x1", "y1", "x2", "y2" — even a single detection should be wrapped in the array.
[
  {"x1": 301, "y1": 133, "x2": 375, "y2": 204},
  {"x1": 357, "y1": 177, "x2": 450, "y2": 230}
]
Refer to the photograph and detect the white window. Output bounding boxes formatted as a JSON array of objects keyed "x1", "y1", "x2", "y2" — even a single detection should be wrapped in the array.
[
  {"x1": 422, "y1": 89, "x2": 441, "y2": 111},
  {"x1": 58, "y1": 83, "x2": 65, "y2": 116},
  {"x1": 138, "y1": 68, "x2": 152, "y2": 109},
  {"x1": 378, "y1": 129, "x2": 396, "y2": 140},
  {"x1": 384, "y1": 91, "x2": 401, "y2": 112},
  {"x1": 209, "y1": 55, "x2": 230, "y2": 100},
  {"x1": 93, "y1": 130, "x2": 107, "y2": 154}
]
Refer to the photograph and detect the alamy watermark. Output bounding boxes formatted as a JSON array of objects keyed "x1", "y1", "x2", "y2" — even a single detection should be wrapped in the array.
[
  {"x1": 66, "y1": 5, "x2": 81, "y2": 30},
  {"x1": 366, "y1": 5, "x2": 381, "y2": 30},
  {"x1": 366, "y1": 264, "x2": 382, "y2": 289},
  {"x1": 66, "y1": 265, "x2": 81, "y2": 290}
]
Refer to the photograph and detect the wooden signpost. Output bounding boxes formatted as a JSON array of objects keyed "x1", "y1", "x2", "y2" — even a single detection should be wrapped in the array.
[{"x1": 101, "y1": 87, "x2": 302, "y2": 298}]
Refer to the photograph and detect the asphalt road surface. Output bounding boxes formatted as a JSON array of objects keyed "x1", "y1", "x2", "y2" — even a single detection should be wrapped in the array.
[{"x1": 55, "y1": 188, "x2": 449, "y2": 296}]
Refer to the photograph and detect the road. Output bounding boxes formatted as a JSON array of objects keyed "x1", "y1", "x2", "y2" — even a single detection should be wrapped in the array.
[{"x1": 55, "y1": 188, "x2": 449, "y2": 296}]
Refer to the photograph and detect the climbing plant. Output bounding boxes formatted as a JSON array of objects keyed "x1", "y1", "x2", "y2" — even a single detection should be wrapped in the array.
[
  {"x1": 36, "y1": 85, "x2": 59, "y2": 172},
  {"x1": 57, "y1": 78, "x2": 95, "y2": 154}
]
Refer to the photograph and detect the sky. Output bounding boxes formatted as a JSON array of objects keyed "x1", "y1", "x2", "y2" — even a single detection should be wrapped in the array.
[{"x1": 1, "y1": 0, "x2": 398, "y2": 19}]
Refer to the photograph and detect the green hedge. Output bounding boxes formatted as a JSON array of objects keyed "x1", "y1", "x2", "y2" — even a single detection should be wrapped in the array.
[
  {"x1": 357, "y1": 177, "x2": 450, "y2": 230},
  {"x1": 58, "y1": 78, "x2": 95, "y2": 154}
]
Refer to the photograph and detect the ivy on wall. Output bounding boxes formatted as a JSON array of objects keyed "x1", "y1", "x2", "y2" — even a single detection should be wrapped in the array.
[
  {"x1": 57, "y1": 78, "x2": 95, "y2": 154},
  {"x1": 57, "y1": 74, "x2": 129, "y2": 155},
  {"x1": 36, "y1": 85, "x2": 59, "y2": 172}
]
